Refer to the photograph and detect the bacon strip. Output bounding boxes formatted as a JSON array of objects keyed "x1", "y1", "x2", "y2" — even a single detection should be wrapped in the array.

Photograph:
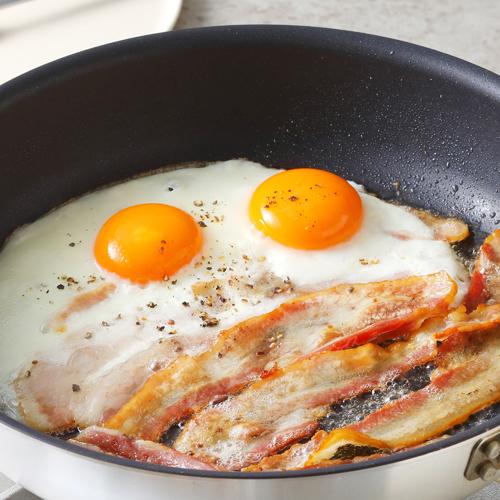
[
  {"x1": 71, "y1": 426, "x2": 216, "y2": 470},
  {"x1": 183, "y1": 304, "x2": 500, "y2": 468},
  {"x1": 304, "y1": 328, "x2": 500, "y2": 467},
  {"x1": 105, "y1": 273, "x2": 455, "y2": 441},
  {"x1": 244, "y1": 430, "x2": 387, "y2": 472},
  {"x1": 406, "y1": 208, "x2": 469, "y2": 243},
  {"x1": 465, "y1": 230, "x2": 500, "y2": 311},
  {"x1": 173, "y1": 332, "x2": 436, "y2": 470},
  {"x1": 244, "y1": 430, "x2": 328, "y2": 471},
  {"x1": 434, "y1": 303, "x2": 500, "y2": 340}
]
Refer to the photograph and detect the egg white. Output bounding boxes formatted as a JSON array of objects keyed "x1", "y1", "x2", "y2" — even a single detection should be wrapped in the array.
[{"x1": 0, "y1": 159, "x2": 468, "y2": 388}]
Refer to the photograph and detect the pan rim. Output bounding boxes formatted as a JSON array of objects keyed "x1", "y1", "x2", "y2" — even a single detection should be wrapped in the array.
[
  {"x1": 0, "y1": 24, "x2": 499, "y2": 479},
  {"x1": 1, "y1": 409, "x2": 499, "y2": 479},
  {"x1": 1, "y1": 25, "x2": 499, "y2": 101}
]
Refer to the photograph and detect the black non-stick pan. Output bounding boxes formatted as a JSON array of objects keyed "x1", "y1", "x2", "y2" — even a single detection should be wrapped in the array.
[{"x1": 0, "y1": 26, "x2": 498, "y2": 500}]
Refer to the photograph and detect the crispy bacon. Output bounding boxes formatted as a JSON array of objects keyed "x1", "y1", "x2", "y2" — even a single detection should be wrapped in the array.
[
  {"x1": 303, "y1": 328, "x2": 500, "y2": 467},
  {"x1": 174, "y1": 334, "x2": 436, "y2": 469},
  {"x1": 244, "y1": 430, "x2": 388, "y2": 472},
  {"x1": 244, "y1": 431, "x2": 328, "y2": 471},
  {"x1": 465, "y1": 230, "x2": 500, "y2": 311},
  {"x1": 105, "y1": 273, "x2": 455, "y2": 441},
  {"x1": 248, "y1": 326, "x2": 500, "y2": 471},
  {"x1": 406, "y1": 208, "x2": 470, "y2": 243},
  {"x1": 434, "y1": 303, "x2": 500, "y2": 340},
  {"x1": 71, "y1": 426, "x2": 216, "y2": 470},
  {"x1": 173, "y1": 333, "x2": 436, "y2": 470}
]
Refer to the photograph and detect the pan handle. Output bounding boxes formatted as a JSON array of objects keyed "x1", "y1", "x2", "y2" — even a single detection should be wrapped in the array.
[{"x1": 464, "y1": 431, "x2": 500, "y2": 482}]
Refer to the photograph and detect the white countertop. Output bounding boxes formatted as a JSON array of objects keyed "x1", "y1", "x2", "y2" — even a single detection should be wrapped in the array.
[{"x1": 0, "y1": 0, "x2": 498, "y2": 498}]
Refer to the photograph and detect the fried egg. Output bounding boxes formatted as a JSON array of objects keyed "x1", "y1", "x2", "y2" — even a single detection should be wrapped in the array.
[{"x1": 0, "y1": 160, "x2": 468, "y2": 407}]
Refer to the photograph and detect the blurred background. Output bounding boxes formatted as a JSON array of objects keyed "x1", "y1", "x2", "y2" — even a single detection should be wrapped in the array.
[{"x1": 0, "y1": 0, "x2": 498, "y2": 498}]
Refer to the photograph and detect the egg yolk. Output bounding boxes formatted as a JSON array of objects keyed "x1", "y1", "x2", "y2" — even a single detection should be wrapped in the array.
[
  {"x1": 249, "y1": 168, "x2": 363, "y2": 249},
  {"x1": 94, "y1": 203, "x2": 202, "y2": 283}
]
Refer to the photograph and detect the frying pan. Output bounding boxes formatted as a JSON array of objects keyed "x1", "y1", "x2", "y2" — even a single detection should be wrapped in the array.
[{"x1": 0, "y1": 25, "x2": 499, "y2": 500}]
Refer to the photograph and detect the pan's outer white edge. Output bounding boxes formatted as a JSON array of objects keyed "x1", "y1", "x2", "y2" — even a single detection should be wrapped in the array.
[{"x1": 0, "y1": 420, "x2": 496, "y2": 500}]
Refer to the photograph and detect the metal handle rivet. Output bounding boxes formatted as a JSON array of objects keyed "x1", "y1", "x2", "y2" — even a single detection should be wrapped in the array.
[
  {"x1": 477, "y1": 463, "x2": 498, "y2": 482},
  {"x1": 482, "y1": 441, "x2": 500, "y2": 460},
  {"x1": 465, "y1": 433, "x2": 500, "y2": 481}
]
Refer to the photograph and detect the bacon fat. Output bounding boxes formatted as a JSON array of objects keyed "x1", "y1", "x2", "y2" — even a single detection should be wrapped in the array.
[{"x1": 71, "y1": 426, "x2": 216, "y2": 470}]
